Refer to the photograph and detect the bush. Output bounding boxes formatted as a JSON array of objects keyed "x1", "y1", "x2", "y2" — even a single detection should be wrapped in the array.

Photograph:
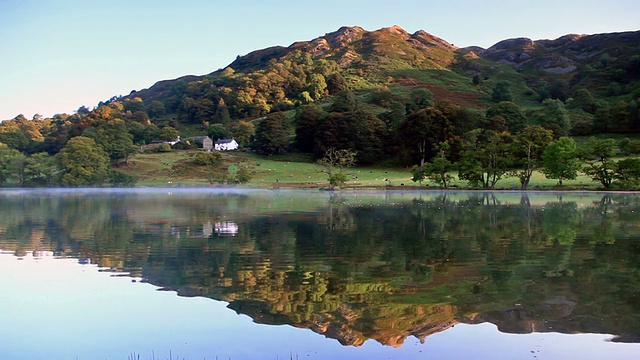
[
  {"x1": 109, "y1": 170, "x2": 136, "y2": 187},
  {"x1": 195, "y1": 152, "x2": 221, "y2": 166},
  {"x1": 158, "y1": 143, "x2": 172, "y2": 152}
]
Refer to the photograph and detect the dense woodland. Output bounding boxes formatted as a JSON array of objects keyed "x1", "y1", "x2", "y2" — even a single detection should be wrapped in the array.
[{"x1": 1, "y1": 26, "x2": 640, "y2": 189}]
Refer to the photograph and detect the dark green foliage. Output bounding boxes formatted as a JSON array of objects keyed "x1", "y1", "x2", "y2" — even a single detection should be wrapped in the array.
[
  {"x1": 457, "y1": 129, "x2": 514, "y2": 189},
  {"x1": 57, "y1": 136, "x2": 110, "y2": 186},
  {"x1": 614, "y1": 158, "x2": 640, "y2": 189},
  {"x1": 208, "y1": 124, "x2": 230, "y2": 141},
  {"x1": 330, "y1": 90, "x2": 358, "y2": 113},
  {"x1": 582, "y1": 137, "x2": 617, "y2": 189},
  {"x1": 397, "y1": 107, "x2": 452, "y2": 166},
  {"x1": 530, "y1": 99, "x2": 570, "y2": 137},
  {"x1": 513, "y1": 126, "x2": 554, "y2": 189},
  {"x1": 491, "y1": 81, "x2": 513, "y2": 103},
  {"x1": 294, "y1": 104, "x2": 325, "y2": 152},
  {"x1": 24, "y1": 152, "x2": 56, "y2": 186},
  {"x1": 84, "y1": 119, "x2": 137, "y2": 163},
  {"x1": 369, "y1": 86, "x2": 394, "y2": 107},
  {"x1": 568, "y1": 88, "x2": 596, "y2": 113},
  {"x1": 158, "y1": 126, "x2": 179, "y2": 141},
  {"x1": 406, "y1": 88, "x2": 434, "y2": 114},
  {"x1": 472, "y1": 74, "x2": 482, "y2": 85},
  {"x1": 147, "y1": 100, "x2": 166, "y2": 118},
  {"x1": 485, "y1": 101, "x2": 527, "y2": 133},
  {"x1": 253, "y1": 112, "x2": 290, "y2": 155},
  {"x1": 158, "y1": 143, "x2": 172, "y2": 152},
  {"x1": 542, "y1": 137, "x2": 581, "y2": 186},
  {"x1": 378, "y1": 102, "x2": 406, "y2": 133},
  {"x1": 109, "y1": 169, "x2": 136, "y2": 187},
  {"x1": 313, "y1": 110, "x2": 386, "y2": 165}
]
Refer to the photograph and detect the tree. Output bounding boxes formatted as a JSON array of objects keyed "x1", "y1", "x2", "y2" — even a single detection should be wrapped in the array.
[
  {"x1": 313, "y1": 110, "x2": 386, "y2": 165},
  {"x1": 294, "y1": 104, "x2": 324, "y2": 152},
  {"x1": 158, "y1": 126, "x2": 179, "y2": 141},
  {"x1": 109, "y1": 169, "x2": 136, "y2": 187},
  {"x1": 582, "y1": 137, "x2": 617, "y2": 189},
  {"x1": 330, "y1": 90, "x2": 357, "y2": 112},
  {"x1": 326, "y1": 73, "x2": 348, "y2": 95},
  {"x1": 233, "y1": 121, "x2": 255, "y2": 148},
  {"x1": 398, "y1": 107, "x2": 452, "y2": 166},
  {"x1": 406, "y1": 88, "x2": 434, "y2": 114},
  {"x1": 318, "y1": 148, "x2": 356, "y2": 189},
  {"x1": 24, "y1": 152, "x2": 57, "y2": 186},
  {"x1": 421, "y1": 142, "x2": 455, "y2": 188},
  {"x1": 458, "y1": 129, "x2": 513, "y2": 189},
  {"x1": 253, "y1": 112, "x2": 289, "y2": 155},
  {"x1": 85, "y1": 119, "x2": 137, "y2": 164},
  {"x1": 491, "y1": 81, "x2": 513, "y2": 103},
  {"x1": 485, "y1": 101, "x2": 527, "y2": 133},
  {"x1": 531, "y1": 99, "x2": 570, "y2": 137},
  {"x1": 541, "y1": 137, "x2": 581, "y2": 186},
  {"x1": 513, "y1": 126, "x2": 554, "y2": 189},
  {"x1": 147, "y1": 100, "x2": 166, "y2": 118},
  {"x1": 568, "y1": 88, "x2": 596, "y2": 114},
  {"x1": 0, "y1": 144, "x2": 26, "y2": 186},
  {"x1": 57, "y1": 136, "x2": 110, "y2": 186},
  {"x1": 614, "y1": 158, "x2": 640, "y2": 189},
  {"x1": 208, "y1": 124, "x2": 230, "y2": 141}
]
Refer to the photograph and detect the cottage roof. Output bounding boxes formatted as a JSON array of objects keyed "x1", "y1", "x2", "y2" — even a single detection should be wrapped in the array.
[
  {"x1": 215, "y1": 138, "x2": 236, "y2": 144},
  {"x1": 193, "y1": 136, "x2": 211, "y2": 142}
]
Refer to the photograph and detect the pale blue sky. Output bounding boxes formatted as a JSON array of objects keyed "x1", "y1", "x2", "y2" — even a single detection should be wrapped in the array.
[{"x1": 1, "y1": 0, "x2": 638, "y2": 120}]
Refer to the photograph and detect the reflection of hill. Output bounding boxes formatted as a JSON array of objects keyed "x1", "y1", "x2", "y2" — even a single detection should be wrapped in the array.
[{"x1": 1, "y1": 191, "x2": 640, "y2": 346}]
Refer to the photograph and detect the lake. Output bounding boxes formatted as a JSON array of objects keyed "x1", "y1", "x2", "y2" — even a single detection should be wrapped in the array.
[{"x1": 1, "y1": 189, "x2": 639, "y2": 360}]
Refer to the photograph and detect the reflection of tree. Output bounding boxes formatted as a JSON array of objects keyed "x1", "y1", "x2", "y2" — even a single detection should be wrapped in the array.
[{"x1": 2, "y1": 192, "x2": 640, "y2": 345}]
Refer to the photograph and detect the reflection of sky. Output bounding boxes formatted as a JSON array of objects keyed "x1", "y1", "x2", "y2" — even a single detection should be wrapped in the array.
[{"x1": 1, "y1": 257, "x2": 639, "y2": 360}]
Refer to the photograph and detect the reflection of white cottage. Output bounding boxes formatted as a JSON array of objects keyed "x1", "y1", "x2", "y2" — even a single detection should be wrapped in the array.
[
  {"x1": 214, "y1": 139, "x2": 239, "y2": 151},
  {"x1": 215, "y1": 221, "x2": 239, "y2": 236}
]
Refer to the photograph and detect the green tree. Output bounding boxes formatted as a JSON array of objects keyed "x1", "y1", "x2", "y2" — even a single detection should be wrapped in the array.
[
  {"x1": 513, "y1": 126, "x2": 554, "y2": 189},
  {"x1": 424, "y1": 142, "x2": 455, "y2": 188},
  {"x1": 294, "y1": 104, "x2": 324, "y2": 152},
  {"x1": 531, "y1": 99, "x2": 570, "y2": 137},
  {"x1": 24, "y1": 152, "x2": 57, "y2": 186},
  {"x1": 147, "y1": 100, "x2": 166, "y2": 118},
  {"x1": 57, "y1": 136, "x2": 110, "y2": 186},
  {"x1": 568, "y1": 88, "x2": 596, "y2": 114},
  {"x1": 233, "y1": 121, "x2": 255, "y2": 148},
  {"x1": 541, "y1": 137, "x2": 581, "y2": 186},
  {"x1": 85, "y1": 119, "x2": 137, "y2": 164},
  {"x1": 582, "y1": 137, "x2": 617, "y2": 189},
  {"x1": 406, "y1": 88, "x2": 434, "y2": 114},
  {"x1": 253, "y1": 112, "x2": 289, "y2": 155},
  {"x1": 614, "y1": 158, "x2": 640, "y2": 189},
  {"x1": 398, "y1": 107, "x2": 452, "y2": 166},
  {"x1": 109, "y1": 169, "x2": 136, "y2": 187},
  {"x1": 318, "y1": 148, "x2": 356, "y2": 189},
  {"x1": 458, "y1": 129, "x2": 513, "y2": 189},
  {"x1": 491, "y1": 81, "x2": 513, "y2": 103},
  {"x1": 208, "y1": 124, "x2": 230, "y2": 141},
  {"x1": 158, "y1": 126, "x2": 179, "y2": 142},
  {"x1": 485, "y1": 101, "x2": 527, "y2": 133},
  {"x1": 330, "y1": 90, "x2": 357, "y2": 112}
]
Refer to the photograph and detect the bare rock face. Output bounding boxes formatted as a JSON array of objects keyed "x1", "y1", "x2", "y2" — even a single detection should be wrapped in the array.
[{"x1": 323, "y1": 26, "x2": 367, "y2": 48}]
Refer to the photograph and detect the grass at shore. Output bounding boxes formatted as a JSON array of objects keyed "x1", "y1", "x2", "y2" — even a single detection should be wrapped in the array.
[{"x1": 117, "y1": 150, "x2": 602, "y2": 190}]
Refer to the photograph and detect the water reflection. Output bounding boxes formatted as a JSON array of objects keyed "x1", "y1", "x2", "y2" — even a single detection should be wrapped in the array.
[{"x1": 1, "y1": 189, "x2": 639, "y2": 349}]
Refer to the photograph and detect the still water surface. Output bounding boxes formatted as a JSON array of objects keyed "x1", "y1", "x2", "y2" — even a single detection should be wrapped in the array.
[{"x1": 1, "y1": 189, "x2": 639, "y2": 359}]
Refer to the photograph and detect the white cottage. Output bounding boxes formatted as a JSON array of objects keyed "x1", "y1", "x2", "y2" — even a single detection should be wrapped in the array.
[{"x1": 214, "y1": 138, "x2": 239, "y2": 151}]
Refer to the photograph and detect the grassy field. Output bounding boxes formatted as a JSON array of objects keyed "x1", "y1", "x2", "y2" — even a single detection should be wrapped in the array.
[{"x1": 118, "y1": 149, "x2": 603, "y2": 190}]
